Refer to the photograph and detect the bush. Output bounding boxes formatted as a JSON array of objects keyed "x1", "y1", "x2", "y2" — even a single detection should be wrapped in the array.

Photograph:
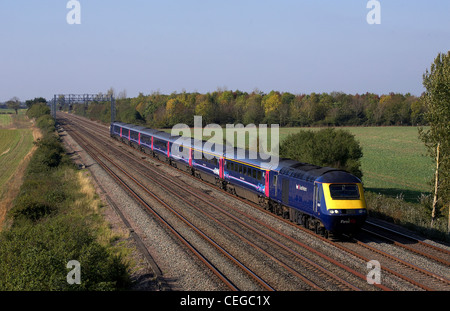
[
  {"x1": 36, "y1": 114, "x2": 56, "y2": 133},
  {"x1": 12, "y1": 193, "x2": 56, "y2": 222},
  {"x1": 27, "y1": 103, "x2": 50, "y2": 119},
  {"x1": 0, "y1": 215, "x2": 131, "y2": 290},
  {"x1": 279, "y1": 128, "x2": 363, "y2": 179},
  {"x1": 27, "y1": 135, "x2": 66, "y2": 173}
]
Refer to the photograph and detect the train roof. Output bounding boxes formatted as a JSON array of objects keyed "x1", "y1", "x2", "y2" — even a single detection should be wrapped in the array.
[
  {"x1": 113, "y1": 122, "x2": 160, "y2": 136},
  {"x1": 276, "y1": 159, "x2": 361, "y2": 183},
  {"x1": 112, "y1": 122, "x2": 361, "y2": 182}
]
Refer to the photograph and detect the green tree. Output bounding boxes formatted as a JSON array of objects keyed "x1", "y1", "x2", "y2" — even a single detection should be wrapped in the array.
[
  {"x1": 279, "y1": 128, "x2": 363, "y2": 179},
  {"x1": 25, "y1": 97, "x2": 47, "y2": 109},
  {"x1": 243, "y1": 92, "x2": 264, "y2": 125},
  {"x1": 27, "y1": 102, "x2": 50, "y2": 119},
  {"x1": 418, "y1": 51, "x2": 450, "y2": 229},
  {"x1": 195, "y1": 94, "x2": 216, "y2": 125},
  {"x1": 7, "y1": 97, "x2": 20, "y2": 114}
]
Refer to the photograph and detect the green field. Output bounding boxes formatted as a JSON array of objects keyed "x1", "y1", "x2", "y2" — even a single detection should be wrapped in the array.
[
  {"x1": 279, "y1": 127, "x2": 433, "y2": 200},
  {"x1": 0, "y1": 115, "x2": 12, "y2": 128},
  {"x1": 0, "y1": 129, "x2": 34, "y2": 190},
  {"x1": 165, "y1": 126, "x2": 433, "y2": 201}
]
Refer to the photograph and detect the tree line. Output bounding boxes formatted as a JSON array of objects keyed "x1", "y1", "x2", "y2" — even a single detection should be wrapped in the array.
[{"x1": 68, "y1": 90, "x2": 426, "y2": 128}]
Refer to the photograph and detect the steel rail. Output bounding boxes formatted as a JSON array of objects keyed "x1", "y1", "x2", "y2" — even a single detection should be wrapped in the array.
[
  {"x1": 61, "y1": 114, "x2": 364, "y2": 290},
  {"x1": 63, "y1": 123, "x2": 240, "y2": 291},
  {"x1": 61, "y1": 112, "x2": 449, "y2": 291},
  {"x1": 363, "y1": 221, "x2": 450, "y2": 266},
  {"x1": 63, "y1": 118, "x2": 274, "y2": 291}
]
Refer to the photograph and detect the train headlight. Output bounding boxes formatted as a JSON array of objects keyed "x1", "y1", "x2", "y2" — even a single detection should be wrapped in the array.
[{"x1": 329, "y1": 209, "x2": 340, "y2": 214}]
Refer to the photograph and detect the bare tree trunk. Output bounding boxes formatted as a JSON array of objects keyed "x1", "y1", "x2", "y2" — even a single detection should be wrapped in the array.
[{"x1": 431, "y1": 143, "x2": 440, "y2": 227}]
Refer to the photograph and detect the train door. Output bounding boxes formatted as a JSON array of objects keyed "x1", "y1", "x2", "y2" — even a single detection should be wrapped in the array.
[
  {"x1": 265, "y1": 170, "x2": 270, "y2": 197},
  {"x1": 282, "y1": 178, "x2": 289, "y2": 205},
  {"x1": 313, "y1": 182, "x2": 321, "y2": 214},
  {"x1": 219, "y1": 158, "x2": 224, "y2": 179}
]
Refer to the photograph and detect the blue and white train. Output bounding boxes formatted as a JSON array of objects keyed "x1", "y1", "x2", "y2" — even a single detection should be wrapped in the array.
[{"x1": 110, "y1": 122, "x2": 367, "y2": 237}]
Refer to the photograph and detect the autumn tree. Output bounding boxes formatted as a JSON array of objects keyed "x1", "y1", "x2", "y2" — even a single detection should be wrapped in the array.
[
  {"x1": 418, "y1": 51, "x2": 450, "y2": 229},
  {"x1": 262, "y1": 91, "x2": 282, "y2": 124}
]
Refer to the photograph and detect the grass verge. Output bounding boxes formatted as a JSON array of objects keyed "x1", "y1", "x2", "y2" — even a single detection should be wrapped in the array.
[{"x1": 0, "y1": 108, "x2": 133, "y2": 291}]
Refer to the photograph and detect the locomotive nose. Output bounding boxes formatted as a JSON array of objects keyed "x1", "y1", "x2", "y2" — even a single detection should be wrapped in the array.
[{"x1": 321, "y1": 182, "x2": 367, "y2": 233}]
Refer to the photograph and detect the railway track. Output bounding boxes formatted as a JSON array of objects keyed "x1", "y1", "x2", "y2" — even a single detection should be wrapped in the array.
[
  {"x1": 61, "y1": 119, "x2": 269, "y2": 291},
  {"x1": 57, "y1": 112, "x2": 450, "y2": 291},
  {"x1": 59, "y1": 113, "x2": 372, "y2": 291},
  {"x1": 362, "y1": 221, "x2": 450, "y2": 266}
]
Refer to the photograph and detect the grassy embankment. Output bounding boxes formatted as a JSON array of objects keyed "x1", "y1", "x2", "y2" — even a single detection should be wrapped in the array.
[{"x1": 0, "y1": 106, "x2": 133, "y2": 290}]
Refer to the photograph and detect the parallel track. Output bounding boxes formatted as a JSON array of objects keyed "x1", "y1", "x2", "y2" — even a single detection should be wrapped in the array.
[
  {"x1": 363, "y1": 221, "x2": 450, "y2": 266},
  {"x1": 58, "y1": 112, "x2": 450, "y2": 291},
  {"x1": 59, "y1": 114, "x2": 368, "y2": 290}
]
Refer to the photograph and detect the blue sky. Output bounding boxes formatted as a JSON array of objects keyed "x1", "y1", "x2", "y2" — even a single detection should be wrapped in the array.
[{"x1": 0, "y1": 1, "x2": 449, "y2": 102}]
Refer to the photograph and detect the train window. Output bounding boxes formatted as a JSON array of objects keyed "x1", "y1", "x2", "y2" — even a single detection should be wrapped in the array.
[
  {"x1": 131, "y1": 131, "x2": 139, "y2": 140},
  {"x1": 329, "y1": 184, "x2": 360, "y2": 200},
  {"x1": 154, "y1": 139, "x2": 166, "y2": 151},
  {"x1": 247, "y1": 168, "x2": 252, "y2": 177},
  {"x1": 141, "y1": 135, "x2": 151, "y2": 145},
  {"x1": 252, "y1": 169, "x2": 256, "y2": 179},
  {"x1": 239, "y1": 165, "x2": 243, "y2": 174},
  {"x1": 257, "y1": 171, "x2": 262, "y2": 181},
  {"x1": 273, "y1": 175, "x2": 278, "y2": 186}
]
